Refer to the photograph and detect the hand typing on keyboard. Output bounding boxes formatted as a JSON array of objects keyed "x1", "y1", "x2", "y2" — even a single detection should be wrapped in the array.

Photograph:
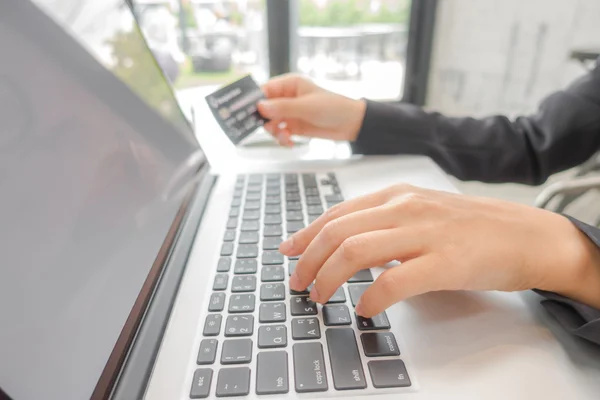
[{"x1": 280, "y1": 183, "x2": 600, "y2": 318}]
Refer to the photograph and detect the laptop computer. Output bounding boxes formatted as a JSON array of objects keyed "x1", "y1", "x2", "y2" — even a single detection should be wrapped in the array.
[{"x1": 1, "y1": 1, "x2": 599, "y2": 400}]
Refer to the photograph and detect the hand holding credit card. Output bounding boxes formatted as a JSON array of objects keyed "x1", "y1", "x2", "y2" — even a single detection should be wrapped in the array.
[{"x1": 205, "y1": 75, "x2": 269, "y2": 145}]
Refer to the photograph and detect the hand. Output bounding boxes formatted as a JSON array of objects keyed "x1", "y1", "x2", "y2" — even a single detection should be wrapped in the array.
[
  {"x1": 279, "y1": 184, "x2": 600, "y2": 317},
  {"x1": 257, "y1": 74, "x2": 366, "y2": 146}
]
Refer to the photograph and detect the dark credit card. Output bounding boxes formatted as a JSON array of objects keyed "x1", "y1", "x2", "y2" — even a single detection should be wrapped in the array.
[{"x1": 205, "y1": 75, "x2": 269, "y2": 145}]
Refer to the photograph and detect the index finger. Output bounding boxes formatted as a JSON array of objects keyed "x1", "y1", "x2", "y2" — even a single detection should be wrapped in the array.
[{"x1": 261, "y1": 74, "x2": 302, "y2": 99}]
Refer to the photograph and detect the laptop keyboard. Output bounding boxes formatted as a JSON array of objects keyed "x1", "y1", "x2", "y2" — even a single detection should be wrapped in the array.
[{"x1": 189, "y1": 173, "x2": 411, "y2": 398}]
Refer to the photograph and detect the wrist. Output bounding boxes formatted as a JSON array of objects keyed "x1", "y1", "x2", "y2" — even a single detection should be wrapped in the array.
[{"x1": 342, "y1": 98, "x2": 366, "y2": 142}]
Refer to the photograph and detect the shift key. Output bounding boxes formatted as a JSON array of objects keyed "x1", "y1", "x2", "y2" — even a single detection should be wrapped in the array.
[
  {"x1": 325, "y1": 328, "x2": 367, "y2": 390},
  {"x1": 293, "y1": 343, "x2": 328, "y2": 392}
]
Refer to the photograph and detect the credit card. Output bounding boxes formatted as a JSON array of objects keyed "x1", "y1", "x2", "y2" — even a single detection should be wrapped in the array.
[{"x1": 205, "y1": 75, "x2": 269, "y2": 145}]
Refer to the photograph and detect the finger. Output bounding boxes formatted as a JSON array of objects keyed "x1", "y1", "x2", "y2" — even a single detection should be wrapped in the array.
[
  {"x1": 289, "y1": 204, "x2": 401, "y2": 291},
  {"x1": 257, "y1": 97, "x2": 316, "y2": 121},
  {"x1": 263, "y1": 119, "x2": 283, "y2": 135},
  {"x1": 261, "y1": 74, "x2": 304, "y2": 99},
  {"x1": 276, "y1": 131, "x2": 294, "y2": 147},
  {"x1": 310, "y1": 228, "x2": 427, "y2": 303},
  {"x1": 356, "y1": 255, "x2": 441, "y2": 318}
]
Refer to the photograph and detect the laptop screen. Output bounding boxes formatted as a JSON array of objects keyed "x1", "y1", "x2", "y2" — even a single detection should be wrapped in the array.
[{"x1": 0, "y1": 1, "x2": 204, "y2": 399}]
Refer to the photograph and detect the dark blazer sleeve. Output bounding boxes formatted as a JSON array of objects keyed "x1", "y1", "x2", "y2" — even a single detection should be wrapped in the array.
[{"x1": 351, "y1": 58, "x2": 600, "y2": 185}]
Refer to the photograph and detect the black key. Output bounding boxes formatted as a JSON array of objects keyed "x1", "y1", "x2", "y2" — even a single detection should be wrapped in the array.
[
  {"x1": 221, "y1": 339, "x2": 253, "y2": 364},
  {"x1": 286, "y1": 211, "x2": 304, "y2": 221},
  {"x1": 284, "y1": 173, "x2": 298, "y2": 184},
  {"x1": 302, "y1": 173, "x2": 318, "y2": 187},
  {"x1": 234, "y1": 259, "x2": 257, "y2": 274},
  {"x1": 261, "y1": 266, "x2": 285, "y2": 282},
  {"x1": 238, "y1": 231, "x2": 259, "y2": 244},
  {"x1": 287, "y1": 221, "x2": 305, "y2": 233},
  {"x1": 258, "y1": 325, "x2": 287, "y2": 348},
  {"x1": 286, "y1": 193, "x2": 301, "y2": 202},
  {"x1": 247, "y1": 185, "x2": 262, "y2": 193},
  {"x1": 240, "y1": 220, "x2": 259, "y2": 232},
  {"x1": 213, "y1": 274, "x2": 228, "y2": 291},
  {"x1": 264, "y1": 214, "x2": 282, "y2": 225},
  {"x1": 291, "y1": 296, "x2": 318, "y2": 316},
  {"x1": 291, "y1": 317, "x2": 321, "y2": 340},
  {"x1": 262, "y1": 236, "x2": 282, "y2": 250},
  {"x1": 244, "y1": 200, "x2": 261, "y2": 210},
  {"x1": 288, "y1": 254, "x2": 301, "y2": 260},
  {"x1": 325, "y1": 193, "x2": 344, "y2": 203},
  {"x1": 223, "y1": 230, "x2": 236, "y2": 242},
  {"x1": 208, "y1": 292, "x2": 226, "y2": 312},
  {"x1": 190, "y1": 368, "x2": 213, "y2": 399},
  {"x1": 229, "y1": 207, "x2": 240, "y2": 218},
  {"x1": 325, "y1": 328, "x2": 367, "y2": 390},
  {"x1": 247, "y1": 191, "x2": 262, "y2": 201},
  {"x1": 290, "y1": 283, "x2": 313, "y2": 296},
  {"x1": 256, "y1": 351, "x2": 289, "y2": 395},
  {"x1": 361, "y1": 332, "x2": 400, "y2": 357},
  {"x1": 203, "y1": 314, "x2": 222, "y2": 336},
  {"x1": 249, "y1": 174, "x2": 263, "y2": 184},
  {"x1": 306, "y1": 196, "x2": 322, "y2": 205},
  {"x1": 266, "y1": 196, "x2": 281, "y2": 205},
  {"x1": 220, "y1": 242, "x2": 234, "y2": 256},
  {"x1": 307, "y1": 205, "x2": 324, "y2": 215},
  {"x1": 231, "y1": 198, "x2": 242, "y2": 207},
  {"x1": 327, "y1": 201, "x2": 342, "y2": 209},
  {"x1": 235, "y1": 181, "x2": 244, "y2": 190},
  {"x1": 265, "y1": 205, "x2": 281, "y2": 214},
  {"x1": 305, "y1": 187, "x2": 320, "y2": 196},
  {"x1": 242, "y1": 210, "x2": 260, "y2": 220},
  {"x1": 323, "y1": 304, "x2": 351, "y2": 326},
  {"x1": 327, "y1": 287, "x2": 346, "y2": 303},
  {"x1": 259, "y1": 302, "x2": 286, "y2": 323},
  {"x1": 228, "y1": 294, "x2": 255, "y2": 313},
  {"x1": 267, "y1": 173, "x2": 280, "y2": 181},
  {"x1": 368, "y1": 360, "x2": 411, "y2": 388},
  {"x1": 226, "y1": 218, "x2": 238, "y2": 229},
  {"x1": 262, "y1": 251, "x2": 284, "y2": 265},
  {"x1": 263, "y1": 225, "x2": 283, "y2": 237},
  {"x1": 260, "y1": 283, "x2": 286, "y2": 301},
  {"x1": 308, "y1": 215, "x2": 320, "y2": 224},
  {"x1": 233, "y1": 188, "x2": 243, "y2": 198},
  {"x1": 231, "y1": 276, "x2": 257, "y2": 293},
  {"x1": 197, "y1": 339, "x2": 218, "y2": 365},
  {"x1": 286, "y1": 201, "x2": 302, "y2": 211},
  {"x1": 348, "y1": 269, "x2": 374, "y2": 283},
  {"x1": 224, "y1": 315, "x2": 254, "y2": 337},
  {"x1": 217, "y1": 257, "x2": 231, "y2": 272},
  {"x1": 293, "y1": 343, "x2": 328, "y2": 392},
  {"x1": 288, "y1": 260, "x2": 297, "y2": 276},
  {"x1": 266, "y1": 187, "x2": 280, "y2": 196},
  {"x1": 332, "y1": 185, "x2": 341, "y2": 194},
  {"x1": 348, "y1": 284, "x2": 370, "y2": 306},
  {"x1": 236, "y1": 244, "x2": 258, "y2": 258},
  {"x1": 285, "y1": 186, "x2": 300, "y2": 194},
  {"x1": 356, "y1": 312, "x2": 391, "y2": 331},
  {"x1": 216, "y1": 367, "x2": 251, "y2": 397}
]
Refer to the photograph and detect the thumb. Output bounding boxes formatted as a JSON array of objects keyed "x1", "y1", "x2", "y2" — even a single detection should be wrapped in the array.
[{"x1": 258, "y1": 97, "x2": 315, "y2": 121}]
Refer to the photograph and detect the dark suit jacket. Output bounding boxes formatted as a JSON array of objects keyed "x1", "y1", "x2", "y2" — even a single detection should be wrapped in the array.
[{"x1": 351, "y1": 59, "x2": 600, "y2": 346}]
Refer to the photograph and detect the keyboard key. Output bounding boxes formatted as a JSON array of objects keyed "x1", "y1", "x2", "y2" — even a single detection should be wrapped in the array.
[
  {"x1": 236, "y1": 244, "x2": 258, "y2": 258},
  {"x1": 231, "y1": 276, "x2": 257, "y2": 293},
  {"x1": 264, "y1": 225, "x2": 283, "y2": 237},
  {"x1": 249, "y1": 174, "x2": 263, "y2": 184},
  {"x1": 258, "y1": 325, "x2": 287, "y2": 348},
  {"x1": 302, "y1": 173, "x2": 317, "y2": 187},
  {"x1": 221, "y1": 339, "x2": 253, "y2": 364},
  {"x1": 190, "y1": 368, "x2": 212, "y2": 399},
  {"x1": 213, "y1": 274, "x2": 228, "y2": 291},
  {"x1": 291, "y1": 317, "x2": 321, "y2": 340},
  {"x1": 260, "y1": 283, "x2": 285, "y2": 301},
  {"x1": 208, "y1": 292, "x2": 226, "y2": 312},
  {"x1": 288, "y1": 261, "x2": 297, "y2": 276},
  {"x1": 259, "y1": 302, "x2": 286, "y2": 323},
  {"x1": 262, "y1": 251, "x2": 284, "y2": 265},
  {"x1": 246, "y1": 192, "x2": 262, "y2": 201},
  {"x1": 356, "y1": 312, "x2": 391, "y2": 330},
  {"x1": 307, "y1": 205, "x2": 324, "y2": 215},
  {"x1": 293, "y1": 343, "x2": 328, "y2": 392},
  {"x1": 290, "y1": 296, "x2": 318, "y2": 316},
  {"x1": 348, "y1": 269, "x2": 374, "y2": 283},
  {"x1": 242, "y1": 210, "x2": 260, "y2": 220},
  {"x1": 325, "y1": 194, "x2": 344, "y2": 203},
  {"x1": 286, "y1": 201, "x2": 302, "y2": 211},
  {"x1": 203, "y1": 314, "x2": 222, "y2": 336},
  {"x1": 287, "y1": 221, "x2": 305, "y2": 233},
  {"x1": 285, "y1": 173, "x2": 298, "y2": 184},
  {"x1": 261, "y1": 266, "x2": 285, "y2": 282},
  {"x1": 234, "y1": 259, "x2": 257, "y2": 274},
  {"x1": 197, "y1": 339, "x2": 218, "y2": 365},
  {"x1": 216, "y1": 367, "x2": 251, "y2": 397},
  {"x1": 290, "y1": 283, "x2": 312, "y2": 296},
  {"x1": 228, "y1": 294, "x2": 255, "y2": 313},
  {"x1": 368, "y1": 360, "x2": 411, "y2": 388},
  {"x1": 323, "y1": 304, "x2": 351, "y2": 326},
  {"x1": 220, "y1": 242, "x2": 233, "y2": 256},
  {"x1": 286, "y1": 211, "x2": 304, "y2": 221},
  {"x1": 265, "y1": 204, "x2": 281, "y2": 214},
  {"x1": 288, "y1": 254, "x2": 301, "y2": 260},
  {"x1": 238, "y1": 231, "x2": 259, "y2": 244},
  {"x1": 225, "y1": 315, "x2": 254, "y2": 337},
  {"x1": 266, "y1": 187, "x2": 280, "y2": 196},
  {"x1": 327, "y1": 201, "x2": 342, "y2": 209},
  {"x1": 326, "y1": 328, "x2": 367, "y2": 390},
  {"x1": 244, "y1": 200, "x2": 261, "y2": 210},
  {"x1": 231, "y1": 198, "x2": 242, "y2": 207},
  {"x1": 264, "y1": 214, "x2": 282, "y2": 225},
  {"x1": 266, "y1": 196, "x2": 281, "y2": 205},
  {"x1": 226, "y1": 218, "x2": 238, "y2": 229},
  {"x1": 305, "y1": 187, "x2": 320, "y2": 196},
  {"x1": 327, "y1": 287, "x2": 346, "y2": 303},
  {"x1": 262, "y1": 236, "x2": 282, "y2": 250},
  {"x1": 308, "y1": 215, "x2": 319, "y2": 224},
  {"x1": 306, "y1": 196, "x2": 322, "y2": 206},
  {"x1": 247, "y1": 185, "x2": 262, "y2": 193},
  {"x1": 223, "y1": 230, "x2": 236, "y2": 242},
  {"x1": 240, "y1": 220, "x2": 259, "y2": 232},
  {"x1": 267, "y1": 173, "x2": 281, "y2": 181},
  {"x1": 361, "y1": 332, "x2": 400, "y2": 357},
  {"x1": 256, "y1": 351, "x2": 289, "y2": 395},
  {"x1": 229, "y1": 207, "x2": 240, "y2": 218},
  {"x1": 348, "y1": 284, "x2": 370, "y2": 306},
  {"x1": 233, "y1": 188, "x2": 243, "y2": 198},
  {"x1": 216, "y1": 257, "x2": 231, "y2": 272},
  {"x1": 286, "y1": 193, "x2": 301, "y2": 202}
]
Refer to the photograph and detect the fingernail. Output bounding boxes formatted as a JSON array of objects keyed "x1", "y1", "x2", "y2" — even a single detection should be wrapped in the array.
[
  {"x1": 279, "y1": 236, "x2": 294, "y2": 254},
  {"x1": 309, "y1": 286, "x2": 320, "y2": 303},
  {"x1": 289, "y1": 273, "x2": 302, "y2": 291},
  {"x1": 355, "y1": 302, "x2": 365, "y2": 316}
]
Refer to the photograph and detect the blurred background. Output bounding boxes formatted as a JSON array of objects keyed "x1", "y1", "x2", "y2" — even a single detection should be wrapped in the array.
[{"x1": 129, "y1": 0, "x2": 600, "y2": 221}]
